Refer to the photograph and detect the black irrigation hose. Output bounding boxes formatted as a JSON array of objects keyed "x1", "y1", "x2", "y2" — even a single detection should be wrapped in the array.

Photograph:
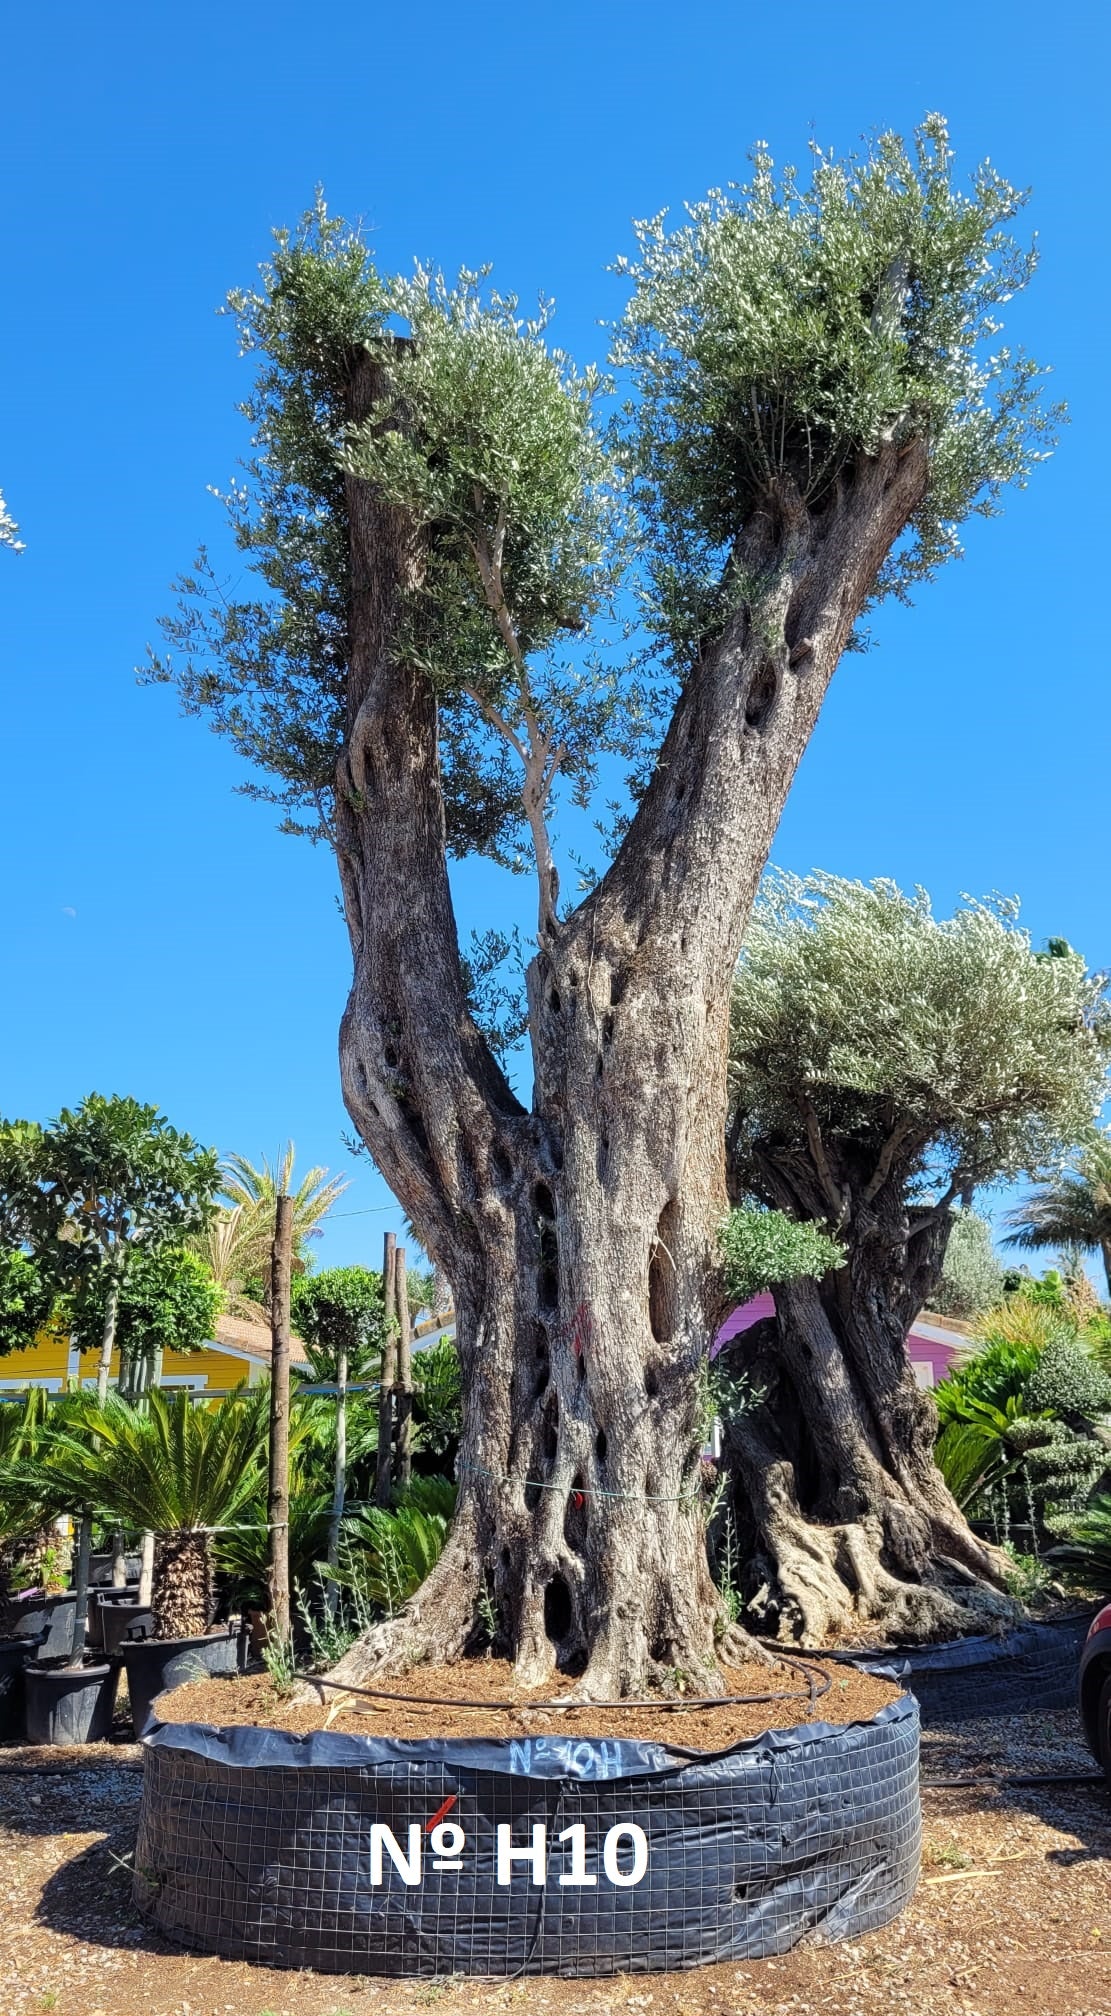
[{"x1": 306, "y1": 1650, "x2": 832, "y2": 1716}]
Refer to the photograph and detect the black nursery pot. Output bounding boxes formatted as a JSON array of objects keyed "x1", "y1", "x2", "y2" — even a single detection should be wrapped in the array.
[
  {"x1": 23, "y1": 1660, "x2": 119, "y2": 1745},
  {"x1": 100, "y1": 1596, "x2": 155, "y2": 1658},
  {"x1": 121, "y1": 1624, "x2": 240, "y2": 1736},
  {"x1": 0, "y1": 1639, "x2": 31, "y2": 1741},
  {"x1": 5, "y1": 1593, "x2": 77, "y2": 1662},
  {"x1": 89, "y1": 1553, "x2": 142, "y2": 1587}
]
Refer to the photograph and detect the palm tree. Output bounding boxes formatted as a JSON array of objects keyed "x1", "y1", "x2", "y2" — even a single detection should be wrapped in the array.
[
  {"x1": 216, "y1": 1145, "x2": 349, "y2": 1306},
  {"x1": 1004, "y1": 1130, "x2": 1111, "y2": 1296},
  {"x1": 37, "y1": 1390, "x2": 272, "y2": 1639},
  {"x1": 188, "y1": 1204, "x2": 269, "y2": 1323}
]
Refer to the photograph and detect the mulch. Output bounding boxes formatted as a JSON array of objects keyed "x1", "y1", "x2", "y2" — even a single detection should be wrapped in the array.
[{"x1": 153, "y1": 1655, "x2": 899, "y2": 1747}]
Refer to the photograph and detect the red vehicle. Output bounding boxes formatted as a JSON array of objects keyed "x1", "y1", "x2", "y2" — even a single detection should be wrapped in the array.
[{"x1": 1079, "y1": 1601, "x2": 1111, "y2": 1778}]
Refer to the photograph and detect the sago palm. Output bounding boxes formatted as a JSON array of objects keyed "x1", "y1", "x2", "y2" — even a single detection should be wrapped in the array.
[
  {"x1": 1004, "y1": 1130, "x2": 1111, "y2": 1296},
  {"x1": 0, "y1": 1391, "x2": 61, "y2": 1593},
  {"x1": 37, "y1": 1389, "x2": 271, "y2": 1639}
]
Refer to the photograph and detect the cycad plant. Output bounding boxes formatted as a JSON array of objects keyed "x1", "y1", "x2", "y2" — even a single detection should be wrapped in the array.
[
  {"x1": 329, "y1": 1479, "x2": 457, "y2": 1620},
  {"x1": 37, "y1": 1390, "x2": 271, "y2": 1639},
  {"x1": 0, "y1": 1391, "x2": 63, "y2": 1599},
  {"x1": 1050, "y1": 1492, "x2": 1111, "y2": 1593}
]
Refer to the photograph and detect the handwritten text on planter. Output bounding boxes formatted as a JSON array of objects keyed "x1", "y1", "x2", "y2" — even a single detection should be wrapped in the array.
[{"x1": 368, "y1": 1821, "x2": 649, "y2": 1887}]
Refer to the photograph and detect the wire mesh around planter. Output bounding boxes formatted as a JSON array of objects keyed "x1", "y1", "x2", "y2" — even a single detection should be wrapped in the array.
[
  {"x1": 841, "y1": 1614, "x2": 1096, "y2": 1726},
  {"x1": 133, "y1": 1681, "x2": 920, "y2": 1976}
]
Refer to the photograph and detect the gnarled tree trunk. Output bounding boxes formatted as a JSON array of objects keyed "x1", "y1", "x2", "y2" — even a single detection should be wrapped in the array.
[
  {"x1": 722, "y1": 1182, "x2": 1014, "y2": 1645},
  {"x1": 328, "y1": 356, "x2": 934, "y2": 1696}
]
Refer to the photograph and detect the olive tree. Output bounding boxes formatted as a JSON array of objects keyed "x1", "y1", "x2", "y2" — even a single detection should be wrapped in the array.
[
  {"x1": 724, "y1": 875, "x2": 1109, "y2": 1641},
  {"x1": 0, "y1": 489, "x2": 22, "y2": 553},
  {"x1": 149, "y1": 120, "x2": 1058, "y2": 1693}
]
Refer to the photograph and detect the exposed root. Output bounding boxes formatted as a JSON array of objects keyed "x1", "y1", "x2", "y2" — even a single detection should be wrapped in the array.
[
  {"x1": 716, "y1": 1620, "x2": 776, "y2": 1669},
  {"x1": 747, "y1": 1504, "x2": 1020, "y2": 1648}
]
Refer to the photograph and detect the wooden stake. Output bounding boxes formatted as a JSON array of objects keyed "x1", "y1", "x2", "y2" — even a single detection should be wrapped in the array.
[
  {"x1": 395, "y1": 1245, "x2": 413, "y2": 1493},
  {"x1": 375, "y1": 1231, "x2": 397, "y2": 1506},
  {"x1": 267, "y1": 1193, "x2": 294, "y2": 1646}
]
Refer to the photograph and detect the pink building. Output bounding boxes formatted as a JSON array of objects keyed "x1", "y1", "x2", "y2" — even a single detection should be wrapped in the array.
[{"x1": 714, "y1": 1294, "x2": 970, "y2": 1388}]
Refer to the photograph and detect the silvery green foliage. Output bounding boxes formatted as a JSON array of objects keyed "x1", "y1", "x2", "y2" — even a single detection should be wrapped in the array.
[
  {"x1": 147, "y1": 123, "x2": 1060, "y2": 873},
  {"x1": 932, "y1": 1210, "x2": 1005, "y2": 1318},
  {"x1": 0, "y1": 488, "x2": 23, "y2": 553},
  {"x1": 717, "y1": 1204, "x2": 845, "y2": 1304},
  {"x1": 341, "y1": 268, "x2": 652, "y2": 877},
  {"x1": 729, "y1": 872, "x2": 1110, "y2": 1198},
  {"x1": 145, "y1": 200, "x2": 386, "y2": 841},
  {"x1": 613, "y1": 115, "x2": 1060, "y2": 675},
  {"x1": 145, "y1": 203, "x2": 651, "y2": 868}
]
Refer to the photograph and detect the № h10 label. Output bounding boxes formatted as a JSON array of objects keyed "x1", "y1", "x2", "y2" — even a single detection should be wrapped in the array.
[{"x1": 368, "y1": 1819, "x2": 650, "y2": 1888}]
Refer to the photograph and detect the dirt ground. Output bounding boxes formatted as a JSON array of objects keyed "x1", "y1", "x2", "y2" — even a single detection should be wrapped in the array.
[
  {"x1": 0, "y1": 1704, "x2": 1108, "y2": 2016},
  {"x1": 157, "y1": 1656, "x2": 898, "y2": 1746}
]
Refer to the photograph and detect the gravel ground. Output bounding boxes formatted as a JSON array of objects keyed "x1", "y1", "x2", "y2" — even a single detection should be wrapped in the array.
[{"x1": 0, "y1": 1709, "x2": 1108, "y2": 2016}]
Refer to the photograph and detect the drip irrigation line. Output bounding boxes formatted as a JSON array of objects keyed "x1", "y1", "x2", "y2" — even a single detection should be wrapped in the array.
[
  {"x1": 306, "y1": 1650, "x2": 831, "y2": 1716},
  {"x1": 458, "y1": 1459, "x2": 702, "y2": 1507}
]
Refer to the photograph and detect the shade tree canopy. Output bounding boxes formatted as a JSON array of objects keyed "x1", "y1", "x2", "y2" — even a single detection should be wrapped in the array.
[
  {"x1": 0, "y1": 1094, "x2": 220, "y2": 1401},
  {"x1": 0, "y1": 1248, "x2": 56, "y2": 1359},
  {"x1": 68, "y1": 1246, "x2": 224, "y2": 1399},
  {"x1": 931, "y1": 1211, "x2": 1005, "y2": 1320},
  {"x1": 150, "y1": 121, "x2": 1061, "y2": 1688}
]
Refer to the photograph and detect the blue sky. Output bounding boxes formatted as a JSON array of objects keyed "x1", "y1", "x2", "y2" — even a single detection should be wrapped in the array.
[{"x1": 1, "y1": 1, "x2": 1107, "y2": 1270}]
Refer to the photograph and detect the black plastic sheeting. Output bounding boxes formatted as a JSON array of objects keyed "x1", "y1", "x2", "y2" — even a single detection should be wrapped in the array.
[
  {"x1": 841, "y1": 1614, "x2": 1095, "y2": 1727},
  {"x1": 133, "y1": 1687, "x2": 920, "y2": 1977}
]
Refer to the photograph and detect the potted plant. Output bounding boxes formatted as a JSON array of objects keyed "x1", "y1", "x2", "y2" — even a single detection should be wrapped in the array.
[
  {"x1": 37, "y1": 1387, "x2": 272, "y2": 1733},
  {"x1": 0, "y1": 1393, "x2": 73, "y2": 1735}
]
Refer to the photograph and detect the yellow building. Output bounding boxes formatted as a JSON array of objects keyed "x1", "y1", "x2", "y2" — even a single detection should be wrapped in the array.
[{"x1": 0, "y1": 1315, "x2": 310, "y2": 1397}]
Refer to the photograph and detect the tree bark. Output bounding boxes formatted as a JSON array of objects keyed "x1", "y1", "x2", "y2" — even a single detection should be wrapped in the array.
[
  {"x1": 266, "y1": 1194, "x2": 293, "y2": 1646},
  {"x1": 721, "y1": 1170, "x2": 1015, "y2": 1645},
  {"x1": 95, "y1": 1276, "x2": 119, "y2": 1403},
  {"x1": 329, "y1": 354, "x2": 933, "y2": 1694},
  {"x1": 68, "y1": 1514, "x2": 92, "y2": 1663}
]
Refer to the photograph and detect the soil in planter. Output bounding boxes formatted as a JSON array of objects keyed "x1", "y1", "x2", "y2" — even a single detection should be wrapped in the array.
[{"x1": 156, "y1": 1654, "x2": 901, "y2": 1746}]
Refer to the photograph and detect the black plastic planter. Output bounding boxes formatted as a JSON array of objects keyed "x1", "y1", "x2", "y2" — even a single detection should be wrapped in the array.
[
  {"x1": 134, "y1": 1680, "x2": 920, "y2": 1976},
  {"x1": 23, "y1": 1661, "x2": 119, "y2": 1745},
  {"x1": 89, "y1": 1553, "x2": 141, "y2": 1586},
  {"x1": 121, "y1": 1625, "x2": 240, "y2": 1736},
  {"x1": 0, "y1": 1638, "x2": 31, "y2": 1741},
  {"x1": 100, "y1": 1596, "x2": 155, "y2": 1658},
  {"x1": 842, "y1": 1613, "x2": 1099, "y2": 1726},
  {"x1": 5, "y1": 1593, "x2": 77, "y2": 1662}
]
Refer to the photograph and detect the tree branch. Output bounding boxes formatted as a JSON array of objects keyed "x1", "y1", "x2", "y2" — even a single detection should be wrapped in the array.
[
  {"x1": 335, "y1": 355, "x2": 530, "y2": 1279},
  {"x1": 558, "y1": 439, "x2": 930, "y2": 1027},
  {"x1": 862, "y1": 1120, "x2": 917, "y2": 1205},
  {"x1": 469, "y1": 515, "x2": 561, "y2": 938},
  {"x1": 800, "y1": 1097, "x2": 850, "y2": 1228}
]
